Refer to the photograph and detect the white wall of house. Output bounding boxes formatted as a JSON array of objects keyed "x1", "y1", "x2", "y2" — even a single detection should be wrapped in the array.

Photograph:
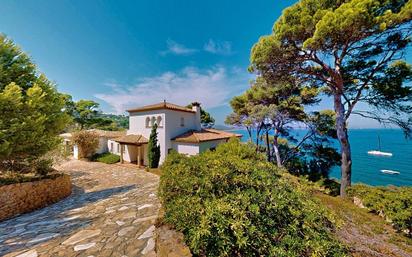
[
  {"x1": 73, "y1": 145, "x2": 79, "y2": 159},
  {"x1": 129, "y1": 109, "x2": 166, "y2": 163},
  {"x1": 128, "y1": 107, "x2": 200, "y2": 164},
  {"x1": 172, "y1": 142, "x2": 200, "y2": 155},
  {"x1": 108, "y1": 139, "x2": 121, "y2": 156},
  {"x1": 163, "y1": 108, "x2": 199, "y2": 162},
  {"x1": 124, "y1": 145, "x2": 138, "y2": 163}
]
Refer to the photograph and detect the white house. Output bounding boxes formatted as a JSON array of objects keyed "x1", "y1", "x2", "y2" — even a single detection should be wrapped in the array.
[{"x1": 107, "y1": 101, "x2": 242, "y2": 166}]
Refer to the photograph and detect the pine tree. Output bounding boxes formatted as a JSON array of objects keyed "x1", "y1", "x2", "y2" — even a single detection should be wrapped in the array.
[
  {"x1": 250, "y1": 0, "x2": 412, "y2": 196},
  {"x1": 148, "y1": 123, "x2": 161, "y2": 168},
  {"x1": 0, "y1": 35, "x2": 71, "y2": 171}
]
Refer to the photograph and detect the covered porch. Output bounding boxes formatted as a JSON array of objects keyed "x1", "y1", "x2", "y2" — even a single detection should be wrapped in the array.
[{"x1": 114, "y1": 135, "x2": 149, "y2": 167}]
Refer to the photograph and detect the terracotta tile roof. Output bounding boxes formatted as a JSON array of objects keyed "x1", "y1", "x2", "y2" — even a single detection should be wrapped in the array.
[
  {"x1": 127, "y1": 101, "x2": 195, "y2": 113},
  {"x1": 59, "y1": 129, "x2": 126, "y2": 139},
  {"x1": 114, "y1": 134, "x2": 149, "y2": 145},
  {"x1": 88, "y1": 129, "x2": 127, "y2": 138},
  {"x1": 172, "y1": 129, "x2": 242, "y2": 143}
]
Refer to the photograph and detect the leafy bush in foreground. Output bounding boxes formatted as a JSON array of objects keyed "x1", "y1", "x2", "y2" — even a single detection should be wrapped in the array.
[
  {"x1": 348, "y1": 184, "x2": 412, "y2": 236},
  {"x1": 92, "y1": 152, "x2": 120, "y2": 164},
  {"x1": 159, "y1": 139, "x2": 346, "y2": 257}
]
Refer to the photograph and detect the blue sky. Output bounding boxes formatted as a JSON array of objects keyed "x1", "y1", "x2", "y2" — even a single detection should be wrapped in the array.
[{"x1": 1, "y1": 0, "x2": 410, "y2": 127}]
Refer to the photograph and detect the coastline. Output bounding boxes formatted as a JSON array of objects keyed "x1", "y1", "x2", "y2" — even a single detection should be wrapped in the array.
[{"x1": 224, "y1": 128, "x2": 412, "y2": 187}]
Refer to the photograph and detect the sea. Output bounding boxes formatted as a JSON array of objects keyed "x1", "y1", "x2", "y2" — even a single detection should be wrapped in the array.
[{"x1": 232, "y1": 128, "x2": 412, "y2": 187}]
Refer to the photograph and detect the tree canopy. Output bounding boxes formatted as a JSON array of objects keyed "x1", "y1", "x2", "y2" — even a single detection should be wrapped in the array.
[
  {"x1": 0, "y1": 34, "x2": 71, "y2": 171},
  {"x1": 250, "y1": 0, "x2": 412, "y2": 196},
  {"x1": 187, "y1": 103, "x2": 215, "y2": 128},
  {"x1": 226, "y1": 76, "x2": 339, "y2": 180},
  {"x1": 64, "y1": 97, "x2": 128, "y2": 131}
]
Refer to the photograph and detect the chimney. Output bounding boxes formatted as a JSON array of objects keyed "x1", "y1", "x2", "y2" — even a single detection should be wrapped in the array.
[{"x1": 191, "y1": 102, "x2": 202, "y2": 131}]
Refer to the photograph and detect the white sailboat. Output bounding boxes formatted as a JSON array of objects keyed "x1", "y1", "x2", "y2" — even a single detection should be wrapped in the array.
[
  {"x1": 367, "y1": 135, "x2": 393, "y2": 157},
  {"x1": 380, "y1": 169, "x2": 400, "y2": 175}
]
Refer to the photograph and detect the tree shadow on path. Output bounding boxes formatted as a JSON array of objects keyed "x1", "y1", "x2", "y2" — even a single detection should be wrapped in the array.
[{"x1": 0, "y1": 184, "x2": 136, "y2": 256}]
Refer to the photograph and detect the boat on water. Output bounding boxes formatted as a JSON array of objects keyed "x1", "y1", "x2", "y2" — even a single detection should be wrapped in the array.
[
  {"x1": 367, "y1": 150, "x2": 393, "y2": 156},
  {"x1": 380, "y1": 169, "x2": 400, "y2": 175},
  {"x1": 367, "y1": 135, "x2": 393, "y2": 157}
]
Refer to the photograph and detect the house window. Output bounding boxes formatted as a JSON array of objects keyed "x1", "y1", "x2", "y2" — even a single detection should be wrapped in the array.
[
  {"x1": 145, "y1": 117, "x2": 151, "y2": 128},
  {"x1": 180, "y1": 117, "x2": 185, "y2": 127},
  {"x1": 110, "y1": 142, "x2": 114, "y2": 152},
  {"x1": 117, "y1": 144, "x2": 120, "y2": 153},
  {"x1": 151, "y1": 116, "x2": 156, "y2": 127},
  {"x1": 157, "y1": 116, "x2": 162, "y2": 127}
]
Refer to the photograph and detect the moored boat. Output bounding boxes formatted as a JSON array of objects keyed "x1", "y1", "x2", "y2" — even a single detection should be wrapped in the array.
[
  {"x1": 380, "y1": 169, "x2": 400, "y2": 175},
  {"x1": 367, "y1": 135, "x2": 393, "y2": 157},
  {"x1": 367, "y1": 150, "x2": 393, "y2": 157}
]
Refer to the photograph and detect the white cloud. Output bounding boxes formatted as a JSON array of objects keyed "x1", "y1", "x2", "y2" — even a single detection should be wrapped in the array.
[
  {"x1": 95, "y1": 66, "x2": 249, "y2": 114},
  {"x1": 160, "y1": 39, "x2": 197, "y2": 56},
  {"x1": 204, "y1": 39, "x2": 233, "y2": 55}
]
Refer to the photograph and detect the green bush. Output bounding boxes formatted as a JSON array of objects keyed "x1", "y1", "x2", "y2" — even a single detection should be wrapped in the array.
[
  {"x1": 33, "y1": 158, "x2": 54, "y2": 176},
  {"x1": 159, "y1": 139, "x2": 346, "y2": 257},
  {"x1": 348, "y1": 184, "x2": 412, "y2": 236},
  {"x1": 92, "y1": 152, "x2": 120, "y2": 164}
]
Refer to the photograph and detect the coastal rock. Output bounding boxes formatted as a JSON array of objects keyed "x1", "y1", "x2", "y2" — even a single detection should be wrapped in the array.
[{"x1": 353, "y1": 197, "x2": 365, "y2": 209}]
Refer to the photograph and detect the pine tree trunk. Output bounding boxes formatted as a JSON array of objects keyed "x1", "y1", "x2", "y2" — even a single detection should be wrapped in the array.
[
  {"x1": 334, "y1": 94, "x2": 352, "y2": 197},
  {"x1": 265, "y1": 130, "x2": 270, "y2": 161},
  {"x1": 273, "y1": 135, "x2": 282, "y2": 167},
  {"x1": 247, "y1": 127, "x2": 253, "y2": 143}
]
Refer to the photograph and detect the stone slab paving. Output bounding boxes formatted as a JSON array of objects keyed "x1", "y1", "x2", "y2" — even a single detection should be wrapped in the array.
[{"x1": 0, "y1": 160, "x2": 160, "y2": 257}]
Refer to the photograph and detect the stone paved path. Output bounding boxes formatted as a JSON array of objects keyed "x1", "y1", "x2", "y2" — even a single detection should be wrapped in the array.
[{"x1": 0, "y1": 160, "x2": 160, "y2": 257}]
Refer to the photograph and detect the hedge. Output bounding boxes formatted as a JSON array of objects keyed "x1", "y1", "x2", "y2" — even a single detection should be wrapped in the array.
[{"x1": 159, "y1": 139, "x2": 347, "y2": 257}]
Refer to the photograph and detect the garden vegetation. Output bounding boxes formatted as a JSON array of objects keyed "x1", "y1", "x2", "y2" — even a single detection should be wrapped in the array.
[
  {"x1": 159, "y1": 139, "x2": 347, "y2": 257},
  {"x1": 348, "y1": 184, "x2": 412, "y2": 236}
]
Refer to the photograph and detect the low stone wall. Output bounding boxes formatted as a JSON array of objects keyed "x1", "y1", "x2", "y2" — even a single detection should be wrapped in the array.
[{"x1": 0, "y1": 174, "x2": 72, "y2": 221}]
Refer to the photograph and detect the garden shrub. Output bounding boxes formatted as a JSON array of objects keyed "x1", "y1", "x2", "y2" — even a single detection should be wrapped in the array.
[
  {"x1": 0, "y1": 172, "x2": 61, "y2": 186},
  {"x1": 348, "y1": 184, "x2": 412, "y2": 236},
  {"x1": 33, "y1": 158, "x2": 54, "y2": 176},
  {"x1": 71, "y1": 130, "x2": 99, "y2": 159},
  {"x1": 159, "y1": 139, "x2": 347, "y2": 257},
  {"x1": 92, "y1": 152, "x2": 120, "y2": 164}
]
